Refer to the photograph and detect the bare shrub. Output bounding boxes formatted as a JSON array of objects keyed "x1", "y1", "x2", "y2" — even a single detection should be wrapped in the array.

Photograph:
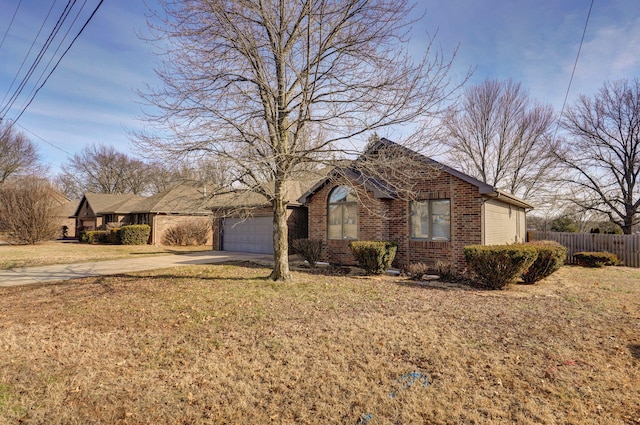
[
  {"x1": 291, "y1": 239, "x2": 324, "y2": 267},
  {"x1": 405, "y1": 262, "x2": 430, "y2": 281},
  {"x1": 0, "y1": 176, "x2": 62, "y2": 244},
  {"x1": 163, "y1": 220, "x2": 210, "y2": 246},
  {"x1": 434, "y1": 260, "x2": 456, "y2": 281}
]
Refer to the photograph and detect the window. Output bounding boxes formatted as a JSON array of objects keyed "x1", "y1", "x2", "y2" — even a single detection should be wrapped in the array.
[
  {"x1": 410, "y1": 199, "x2": 451, "y2": 241},
  {"x1": 328, "y1": 186, "x2": 357, "y2": 239}
]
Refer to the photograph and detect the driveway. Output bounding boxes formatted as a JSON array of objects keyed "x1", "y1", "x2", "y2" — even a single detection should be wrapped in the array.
[{"x1": 0, "y1": 251, "x2": 272, "y2": 288}]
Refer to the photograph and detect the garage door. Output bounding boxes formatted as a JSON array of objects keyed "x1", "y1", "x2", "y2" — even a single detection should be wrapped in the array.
[{"x1": 222, "y1": 217, "x2": 274, "y2": 254}]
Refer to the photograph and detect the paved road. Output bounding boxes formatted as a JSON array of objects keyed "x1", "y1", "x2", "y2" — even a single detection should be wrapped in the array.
[{"x1": 0, "y1": 251, "x2": 271, "y2": 287}]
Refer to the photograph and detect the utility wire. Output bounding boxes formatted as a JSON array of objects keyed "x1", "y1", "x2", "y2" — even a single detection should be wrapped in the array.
[
  {"x1": 11, "y1": 0, "x2": 105, "y2": 124},
  {"x1": 555, "y1": 0, "x2": 594, "y2": 131},
  {"x1": 18, "y1": 0, "x2": 90, "y2": 115},
  {"x1": 14, "y1": 121, "x2": 72, "y2": 156},
  {"x1": 0, "y1": 0, "x2": 58, "y2": 108},
  {"x1": 0, "y1": 0, "x2": 23, "y2": 51},
  {"x1": 0, "y1": 0, "x2": 77, "y2": 119}
]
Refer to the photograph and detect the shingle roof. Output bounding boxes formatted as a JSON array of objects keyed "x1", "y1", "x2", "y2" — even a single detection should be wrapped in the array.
[
  {"x1": 130, "y1": 183, "x2": 211, "y2": 214},
  {"x1": 73, "y1": 193, "x2": 145, "y2": 216},
  {"x1": 208, "y1": 174, "x2": 325, "y2": 209},
  {"x1": 297, "y1": 138, "x2": 534, "y2": 209},
  {"x1": 209, "y1": 176, "x2": 317, "y2": 209}
]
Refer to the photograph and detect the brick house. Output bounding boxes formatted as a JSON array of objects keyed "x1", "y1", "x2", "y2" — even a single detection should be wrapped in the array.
[
  {"x1": 298, "y1": 138, "x2": 533, "y2": 271},
  {"x1": 73, "y1": 183, "x2": 213, "y2": 245},
  {"x1": 210, "y1": 180, "x2": 312, "y2": 254}
]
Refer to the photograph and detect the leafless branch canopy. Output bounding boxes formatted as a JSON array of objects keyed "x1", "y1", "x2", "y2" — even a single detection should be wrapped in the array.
[
  {"x1": 137, "y1": 0, "x2": 461, "y2": 197},
  {"x1": 441, "y1": 79, "x2": 558, "y2": 201},
  {"x1": 0, "y1": 121, "x2": 40, "y2": 184},
  {"x1": 557, "y1": 78, "x2": 640, "y2": 233}
]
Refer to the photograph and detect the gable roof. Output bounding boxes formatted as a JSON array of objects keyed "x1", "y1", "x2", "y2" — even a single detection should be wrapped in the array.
[
  {"x1": 209, "y1": 173, "x2": 327, "y2": 210},
  {"x1": 130, "y1": 182, "x2": 211, "y2": 214},
  {"x1": 73, "y1": 193, "x2": 145, "y2": 217},
  {"x1": 298, "y1": 138, "x2": 534, "y2": 209},
  {"x1": 73, "y1": 183, "x2": 215, "y2": 217}
]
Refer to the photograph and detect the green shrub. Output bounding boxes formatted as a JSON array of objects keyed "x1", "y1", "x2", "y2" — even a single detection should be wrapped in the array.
[
  {"x1": 573, "y1": 251, "x2": 619, "y2": 267},
  {"x1": 163, "y1": 221, "x2": 210, "y2": 246},
  {"x1": 119, "y1": 225, "x2": 151, "y2": 245},
  {"x1": 79, "y1": 230, "x2": 109, "y2": 244},
  {"x1": 348, "y1": 241, "x2": 397, "y2": 275},
  {"x1": 521, "y1": 241, "x2": 567, "y2": 284},
  {"x1": 291, "y1": 238, "x2": 325, "y2": 268},
  {"x1": 464, "y1": 244, "x2": 538, "y2": 289}
]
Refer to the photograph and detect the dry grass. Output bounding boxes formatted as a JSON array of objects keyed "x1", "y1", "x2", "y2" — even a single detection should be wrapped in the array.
[
  {"x1": 0, "y1": 263, "x2": 639, "y2": 424},
  {"x1": 0, "y1": 241, "x2": 211, "y2": 270}
]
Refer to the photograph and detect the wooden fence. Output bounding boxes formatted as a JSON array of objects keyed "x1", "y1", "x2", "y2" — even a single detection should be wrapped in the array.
[{"x1": 527, "y1": 231, "x2": 640, "y2": 268}]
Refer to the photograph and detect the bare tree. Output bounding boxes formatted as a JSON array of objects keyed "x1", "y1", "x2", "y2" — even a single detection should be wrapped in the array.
[
  {"x1": 0, "y1": 121, "x2": 40, "y2": 184},
  {"x1": 139, "y1": 0, "x2": 461, "y2": 280},
  {"x1": 557, "y1": 78, "x2": 640, "y2": 234},
  {"x1": 0, "y1": 176, "x2": 63, "y2": 244},
  {"x1": 441, "y1": 79, "x2": 558, "y2": 200},
  {"x1": 57, "y1": 143, "x2": 151, "y2": 196}
]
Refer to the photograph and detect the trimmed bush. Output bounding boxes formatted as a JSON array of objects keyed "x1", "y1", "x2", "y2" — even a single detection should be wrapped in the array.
[
  {"x1": 521, "y1": 241, "x2": 567, "y2": 284},
  {"x1": 291, "y1": 238, "x2": 325, "y2": 267},
  {"x1": 348, "y1": 241, "x2": 397, "y2": 275},
  {"x1": 464, "y1": 244, "x2": 538, "y2": 289},
  {"x1": 79, "y1": 230, "x2": 109, "y2": 244},
  {"x1": 163, "y1": 221, "x2": 210, "y2": 246},
  {"x1": 119, "y1": 225, "x2": 151, "y2": 245},
  {"x1": 573, "y1": 251, "x2": 619, "y2": 268}
]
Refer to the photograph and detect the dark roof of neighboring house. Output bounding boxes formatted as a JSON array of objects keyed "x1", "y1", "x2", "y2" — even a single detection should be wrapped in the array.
[
  {"x1": 130, "y1": 182, "x2": 211, "y2": 214},
  {"x1": 57, "y1": 199, "x2": 80, "y2": 218},
  {"x1": 208, "y1": 173, "x2": 327, "y2": 210},
  {"x1": 73, "y1": 193, "x2": 145, "y2": 217},
  {"x1": 298, "y1": 138, "x2": 534, "y2": 209}
]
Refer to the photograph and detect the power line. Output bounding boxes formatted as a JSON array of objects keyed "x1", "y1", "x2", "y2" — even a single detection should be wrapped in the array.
[
  {"x1": 0, "y1": 0, "x2": 58, "y2": 108},
  {"x1": 11, "y1": 0, "x2": 105, "y2": 124},
  {"x1": 557, "y1": 0, "x2": 594, "y2": 124},
  {"x1": 18, "y1": 0, "x2": 90, "y2": 115},
  {"x1": 0, "y1": 0, "x2": 23, "y2": 51},
  {"x1": 14, "y1": 121, "x2": 73, "y2": 156},
  {"x1": 0, "y1": 0, "x2": 77, "y2": 119}
]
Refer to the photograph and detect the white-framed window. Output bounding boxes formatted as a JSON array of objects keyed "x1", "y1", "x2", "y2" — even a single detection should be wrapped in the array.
[
  {"x1": 410, "y1": 199, "x2": 451, "y2": 241},
  {"x1": 328, "y1": 186, "x2": 358, "y2": 240}
]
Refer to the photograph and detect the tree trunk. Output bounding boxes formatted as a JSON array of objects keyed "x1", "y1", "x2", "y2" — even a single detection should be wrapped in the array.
[{"x1": 270, "y1": 194, "x2": 291, "y2": 281}]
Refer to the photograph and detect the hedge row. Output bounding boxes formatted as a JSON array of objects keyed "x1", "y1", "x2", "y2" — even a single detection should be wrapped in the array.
[
  {"x1": 573, "y1": 251, "x2": 619, "y2": 267},
  {"x1": 79, "y1": 225, "x2": 150, "y2": 245},
  {"x1": 464, "y1": 241, "x2": 568, "y2": 289}
]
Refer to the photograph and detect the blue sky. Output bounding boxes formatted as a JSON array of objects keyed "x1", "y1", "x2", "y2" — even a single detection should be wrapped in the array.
[{"x1": 0, "y1": 0, "x2": 638, "y2": 175}]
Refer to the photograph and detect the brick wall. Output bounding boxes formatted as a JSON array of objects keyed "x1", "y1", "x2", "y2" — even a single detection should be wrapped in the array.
[
  {"x1": 153, "y1": 215, "x2": 213, "y2": 246},
  {"x1": 308, "y1": 178, "x2": 391, "y2": 265},
  {"x1": 307, "y1": 171, "x2": 483, "y2": 271}
]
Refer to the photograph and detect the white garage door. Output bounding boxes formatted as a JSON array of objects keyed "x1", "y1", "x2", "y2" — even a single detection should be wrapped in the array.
[{"x1": 222, "y1": 217, "x2": 274, "y2": 254}]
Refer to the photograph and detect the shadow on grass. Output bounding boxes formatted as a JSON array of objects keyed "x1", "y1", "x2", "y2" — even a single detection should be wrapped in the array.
[{"x1": 630, "y1": 344, "x2": 640, "y2": 360}]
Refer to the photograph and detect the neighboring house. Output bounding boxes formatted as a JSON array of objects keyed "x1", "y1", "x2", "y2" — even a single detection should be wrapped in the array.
[
  {"x1": 56, "y1": 197, "x2": 80, "y2": 238},
  {"x1": 210, "y1": 180, "x2": 313, "y2": 254},
  {"x1": 298, "y1": 138, "x2": 533, "y2": 271},
  {"x1": 73, "y1": 183, "x2": 214, "y2": 245}
]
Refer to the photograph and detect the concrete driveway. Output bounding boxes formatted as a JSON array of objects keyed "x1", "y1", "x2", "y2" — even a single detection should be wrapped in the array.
[{"x1": 0, "y1": 251, "x2": 271, "y2": 287}]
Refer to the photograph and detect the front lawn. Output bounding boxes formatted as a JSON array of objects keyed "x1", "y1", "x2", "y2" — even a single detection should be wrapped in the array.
[
  {"x1": 0, "y1": 241, "x2": 211, "y2": 270},
  {"x1": 0, "y1": 264, "x2": 638, "y2": 424}
]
